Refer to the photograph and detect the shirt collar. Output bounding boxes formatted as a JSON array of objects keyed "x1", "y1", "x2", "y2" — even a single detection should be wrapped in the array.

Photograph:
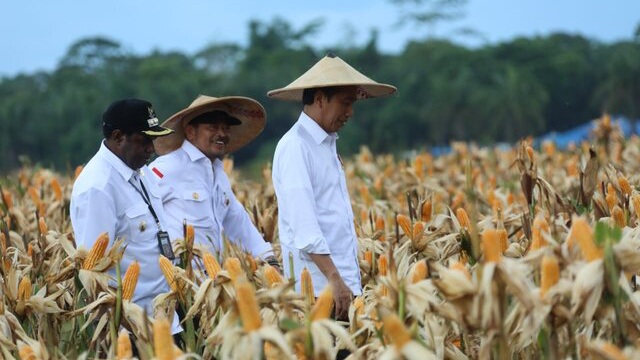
[
  {"x1": 298, "y1": 112, "x2": 338, "y2": 145},
  {"x1": 182, "y1": 140, "x2": 208, "y2": 162},
  {"x1": 98, "y1": 141, "x2": 139, "y2": 182}
]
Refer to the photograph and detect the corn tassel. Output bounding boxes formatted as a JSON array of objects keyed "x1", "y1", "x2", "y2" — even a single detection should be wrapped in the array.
[
  {"x1": 383, "y1": 312, "x2": 412, "y2": 351},
  {"x1": 612, "y1": 205, "x2": 626, "y2": 228},
  {"x1": 618, "y1": 175, "x2": 632, "y2": 197},
  {"x1": 540, "y1": 254, "x2": 559, "y2": 298},
  {"x1": 18, "y1": 276, "x2": 32, "y2": 301},
  {"x1": 50, "y1": 177, "x2": 63, "y2": 202},
  {"x1": 409, "y1": 260, "x2": 428, "y2": 283},
  {"x1": 569, "y1": 217, "x2": 603, "y2": 262},
  {"x1": 122, "y1": 261, "x2": 140, "y2": 301},
  {"x1": 264, "y1": 265, "x2": 283, "y2": 288},
  {"x1": 159, "y1": 256, "x2": 177, "y2": 292},
  {"x1": 153, "y1": 317, "x2": 175, "y2": 360},
  {"x1": 481, "y1": 229, "x2": 502, "y2": 263},
  {"x1": 117, "y1": 329, "x2": 133, "y2": 360},
  {"x1": 456, "y1": 208, "x2": 471, "y2": 229},
  {"x1": 224, "y1": 257, "x2": 244, "y2": 282},
  {"x1": 310, "y1": 285, "x2": 333, "y2": 321},
  {"x1": 203, "y1": 251, "x2": 221, "y2": 279},
  {"x1": 301, "y1": 267, "x2": 315, "y2": 305},
  {"x1": 82, "y1": 232, "x2": 109, "y2": 270},
  {"x1": 396, "y1": 214, "x2": 412, "y2": 238},
  {"x1": 235, "y1": 281, "x2": 262, "y2": 331}
]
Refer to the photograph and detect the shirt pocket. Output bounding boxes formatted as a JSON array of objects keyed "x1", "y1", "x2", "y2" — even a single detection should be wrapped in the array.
[
  {"x1": 213, "y1": 186, "x2": 230, "y2": 222},
  {"x1": 181, "y1": 189, "x2": 213, "y2": 227},
  {"x1": 125, "y1": 203, "x2": 156, "y2": 243}
]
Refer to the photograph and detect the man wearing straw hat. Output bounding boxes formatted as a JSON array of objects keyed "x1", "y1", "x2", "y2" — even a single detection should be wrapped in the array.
[
  {"x1": 150, "y1": 95, "x2": 278, "y2": 268},
  {"x1": 268, "y1": 53, "x2": 396, "y2": 320}
]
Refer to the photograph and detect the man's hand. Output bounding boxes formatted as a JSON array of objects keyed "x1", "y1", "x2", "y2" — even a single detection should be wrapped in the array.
[
  {"x1": 329, "y1": 273, "x2": 353, "y2": 321},
  {"x1": 264, "y1": 256, "x2": 283, "y2": 274}
]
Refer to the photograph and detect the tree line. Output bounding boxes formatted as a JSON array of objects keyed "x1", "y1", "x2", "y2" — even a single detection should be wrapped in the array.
[{"x1": 0, "y1": 17, "x2": 639, "y2": 174}]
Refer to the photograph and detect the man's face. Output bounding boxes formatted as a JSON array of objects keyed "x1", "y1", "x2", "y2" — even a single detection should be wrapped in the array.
[
  {"x1": 119, "y1": 132, "x2": 156, "y2": 170},
  {"x1": 316, "y1": 87, "x2": 357, "y2": 133},
  {"x1": 185, "y1": 119, "x2": 231, "y2": 160}
]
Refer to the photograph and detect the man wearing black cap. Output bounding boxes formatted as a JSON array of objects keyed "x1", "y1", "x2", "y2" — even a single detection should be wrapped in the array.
[{"x1": 70, "y1": 98, "x2": 181, "y2": 334}]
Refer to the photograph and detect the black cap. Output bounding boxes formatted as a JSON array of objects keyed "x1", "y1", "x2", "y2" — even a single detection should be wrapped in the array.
[{"x1": 102, "y1": 99, "x2": 173, "y2": 137}]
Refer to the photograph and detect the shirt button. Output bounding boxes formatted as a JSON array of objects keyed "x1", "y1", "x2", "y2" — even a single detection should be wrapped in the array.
[{"x1": 192, "y1": 192, "x2": 199, "y2": 200}]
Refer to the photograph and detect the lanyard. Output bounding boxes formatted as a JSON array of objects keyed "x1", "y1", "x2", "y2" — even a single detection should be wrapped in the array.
[{"x1": 129, "y1": 177, "x2": 162, "y2": 230}]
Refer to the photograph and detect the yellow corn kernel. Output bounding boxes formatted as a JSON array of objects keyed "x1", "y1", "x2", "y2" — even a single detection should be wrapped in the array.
[
  {"x1": 122, "y1": 261, "x2": 140, "y2": 301},
  {"x1": 18, "y1": 343, "x2": 36, "y2": 360},
  {"x1": 82, "y1": 232, "x2": 109, "y2": 270},
  {"x1": 378, "y1": 254, "x2": 388, "y2": 276},
  {"x1": 246, "y1": 254, "x2": 257, "y2": 274},
  {"x1": 618, "y1": 175, "x2": 632, "y2": 197},
  {"x1": 235, "y1": 281, "x2": 262, "y2": 331},
  {"x1": 27, "y1": 186, "x2": 41, "y2": 208},
  {"x1": 159, "y1": 256, "x2": 177, "y2": 292},
  {"x1": 375, "y1": 215, "x2": 386, "y2": 241},
  {"x1": 409, "y1": 260, "x2": 428, "y2": 283},
  {"x1": 301, "y1": 267, "x2": 315, "y2": 305},
  {"x1": 1, "y1": 189, "x2": 13, "y2": 210},
  {"x1": 264, "y1": 265, "x2": 283, "y2": 288},
  {"x1": 568, "y1": 217, "x2": 602, "y2": 262},
  {"x1": 420, "y1": 198, "x2": 432, "y2": 223},
  {"x1": 540, "y1": 254, "x2": 559, "y2": 299},
  {"x1": 153, "y1": 317, "x2": 175, "y2": 360},
  {"x1": 606, "y1": 183, "x2": 617, "y2": 211},
  {"x1": 38, "y1": 217, "x2": 47, "y2": 235},
  {"x1": 456, "y1": 208, "x2": 471, "y2": 230},
  {"x1": 185, "y1": 224, "x2": 194, "y2": 248},
  {"x1": 396, "y1": 214, "x2": 412, "y2": 238},
  {"x1": 612, "y1": 205, "x2": 626, "y2": 228},
  {"x1": 363, "y1": 250, "x2": 373, "y2": 266},
  {"x1": 497, "y1": 228, "x2": 508, "y2": 252},
  {"x1": 117, "y1": 330, "x2": 133, "y2": 360},
  {"x1": 310, "y1": 285, "x2": 334, "y2": 322},
  {"x1": 481, "y1": 229, "x2": 502, "y2": 263},
  {"x1": 450, "y1": 261, "x2": 471, "y2": 280},
  {"x1": 202, "y1": 251, "x2": 221, "y2": 279},
  {"x1": 412, "y1": 221, "x2": 425, "y2": 241},
  {"x1": 18, "y1": 276, "x2": 32, "y2": 301},
  {"x1": 224, "y1": 257, "x2": 244, "y2": 283},
  {"x1": 383, "y1": 313, "x2": 412, "y2": 351},
  {"x1": 50, "y1": 177, "x2": 63, "y2": 202},
  {"x1": 27, "y1": 243, "x2": 33, "y2": 258},
  {"x1": 530, "y1": 214, "x2": 549, "y2": 251}
]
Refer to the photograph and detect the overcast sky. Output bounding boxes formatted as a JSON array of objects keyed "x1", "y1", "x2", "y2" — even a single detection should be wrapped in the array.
[{"x1": 1, "y1": 1, "x2": 638, "y2": 76}]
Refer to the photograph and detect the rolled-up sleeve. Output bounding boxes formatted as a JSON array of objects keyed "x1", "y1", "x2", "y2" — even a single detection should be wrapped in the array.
[
  {"x1": 273, "y1": 140, "x2": 330, "y2": 255},
  {"x1": 223, "y1": 193, "x2": 274, "y2": 258}
]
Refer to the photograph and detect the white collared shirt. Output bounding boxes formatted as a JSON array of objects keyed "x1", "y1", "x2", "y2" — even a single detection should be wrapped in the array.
[
  {"x1": 272, "y1": 112, "x2": 361, "y2": 296},
  {"x1": 149, "y1": 140, "x2": 273, "y2": 259},
  {"x1": 70, "y1": 141, "x2": 180, "y2": 333}
]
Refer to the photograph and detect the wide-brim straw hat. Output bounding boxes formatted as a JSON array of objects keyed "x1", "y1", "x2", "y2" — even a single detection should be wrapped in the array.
[
  {"x1": 153, "y1": 95, "x2": 266, "y2": 155},
  {"x1": 267, "y1": 53, "x2": 397, "y2": 101}
]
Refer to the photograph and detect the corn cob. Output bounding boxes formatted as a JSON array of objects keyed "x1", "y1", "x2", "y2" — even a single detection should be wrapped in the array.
[
  {"x1": 27, "y1": 186, "x2": 41, "y2": 208},
  {"x1": 1, "y1": 189, "x2": 13, "y2": 210},
  {"x1": 598, "y1": 341, "x2": 628, "y2": 360},
  {"x1": 18, "y1": 276, "x2": 32, "y2": 301},
  {"x1": 420, "y1": 198, "x2": 432, "y2": 223},
  {"x1": 50, "y1": 177, "x2": 63, "y2": 202},
  {"x1": 27, "y1": 243, "x2": 33, "y2": 258},
  {"x1": 612, "y1": 205, "x2": 626, "y2": 228},
  {"x1": 569, "y1": 217, "x2": 602, "y2": 262},
  {"x1": 82, "y1": 232, "x2": 109, "y2": 270},
  {"x1": 618, "y1": 175, "x2": 632, "y2": 197},
  {"x1": 497, "y1": 228, "x2": 508, "y2": 253},
  {"x1": 396, "y1": 214, "x2": 412, "y2": 238},
  {"x1": 409, "y1": 260, "x2": 428, "y2": 283},
  {"x1": 481, "y1": 229, "x2": 502, "y2": 263},
  {"x1": 18, "y1": 342, "x2": 36, "y2": 360},
  {"x1": 378, "y1": 254, "x2": 388, "y2": 276},
  {"x1": 38, "y1": 217, "x2": 47, "y2": 235},
  {"x1": 202, "y1": 251, "x2": 221, "y2": 279},
  {"x1": 117, "y1": 329, "x2": 133, "y2": 360},
  {"x1": 185, "y1": 224, "x2": 194, "y2": 248},
  {"x1": 525, "y1": 145, "x2": 535, "y2": 163},
  {"x1": 375, "y1": 215, "x2": 386, "y2": 241},
  {"x1": 456, "y1": 208, "x2": 471, "y2": 229},
  {"x1": 235, "y1": 281, "x2": 262, "y2": 331},
  {"x1": 153, "y1": 317, "x2": 175, "y2": 360},
  {"x1": 224, "y1": 257, "x2": 244, "y2": 282},
  {"x1": 264, "y1": 265, "x2": 283, "y2": 288},
  {"x1": 530, "y1": 214, "x2": 549, "y2": 251},
  {"x1": 414, "y1": 155, "x2": 424, "y2": 180},
  {"x1": 450, "y1": 261, "x2": 471, "y2": 280},
  {"x1": 301, "y1": 267, "x2": 315, "y2": 305},
  {"x1": 122, "y1": 261, "x2": 140, "y2": 301},
  {"x1": 606, "y1": 183, "x2": 617, "y2": 211},
  {"x1": 246, "y1": 254, "x2": 257, "y2": 274},
  {"x1": 540, "y1": 254, "x2": 559, "y2": 298},
  {"x1": 363, "y1": 250, "x2": 373, "y2": 266},
  {"x1": 632, "y1": 194, "x2": 640, "y2": 221},
  {"x1": 412, "y1": 221, "x2": 425, "y2": 241},
  {"x1": 310, "y1": 285, "x2": 333, "y2": 321},
  {"x1": 383, "y1": 313, "x2": 412, "y2": 351},
  {"x1": 74, "y1": 165, "x2": 84, "y2": 179},
  {"x1": 159, "y1": 256, "x2": 177, "y2": 292}
]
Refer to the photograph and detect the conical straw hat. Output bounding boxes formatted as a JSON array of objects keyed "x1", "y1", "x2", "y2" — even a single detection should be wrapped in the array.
[
  {"x1": 153, "y1": 95, "x2": 266, "y2": 155},
  {"x1": 267, "y1": 53, "x2": 397, "y2": 101}
]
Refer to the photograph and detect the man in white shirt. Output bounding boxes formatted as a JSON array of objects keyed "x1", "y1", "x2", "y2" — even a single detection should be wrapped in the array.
[
  {"x1": 70, "y1": 98, "x2": 181, "y2": 333},
  {"x1": 268, "y1": 53, "x2": 396, "y2": 319},
  {"x1": 150, "y1": 95, "x2": 278, "y2": 268}
]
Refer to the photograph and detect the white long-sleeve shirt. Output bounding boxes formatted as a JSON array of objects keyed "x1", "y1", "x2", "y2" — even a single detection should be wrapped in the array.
[
  {"x1": 149, "y1": 140, "x2": 273, "y2": 258},
  {"x1": 272, "y1": 112, "x2": 361, "y2": 296},
  {"x1": 70, "y1": 142, "x2": 180, "y2": 333}
]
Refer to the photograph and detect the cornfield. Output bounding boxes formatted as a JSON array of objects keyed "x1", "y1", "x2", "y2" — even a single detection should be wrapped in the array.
[{"x1": 2, "y1": 115, "x2": 640, "y2": 359}]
